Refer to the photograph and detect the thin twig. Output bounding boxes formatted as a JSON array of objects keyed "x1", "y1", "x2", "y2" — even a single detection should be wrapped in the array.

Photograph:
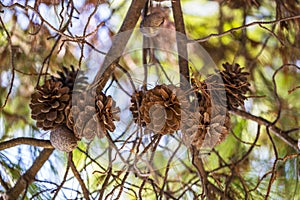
[
  {"x1": 190, "y1": 147, "x2": 229, "y2": 199},
  {"x1": 0, "y1": 16, "x2": 15, "y2": 109},
  {"x1": 288, "y1": 86, "x2": 300, "y2": 94},
  {"x1": 68, "y1": 152, "x2": 90, "y2": 200},
  {"x1": 191, "y1": 15, "x2": 300, "y2": 43},
  {"x1": 265, "y1": 127, "x2": 278, "y2": 200},
  {"x1": 271, "y1": 64, "x2": 300, "y2": 125},
  {"x1": 230, "y1": 108, "x2": 299, "y2": 152},
  {"x1": 52, "y1": 162, "x2": 70, "y2": 199}
]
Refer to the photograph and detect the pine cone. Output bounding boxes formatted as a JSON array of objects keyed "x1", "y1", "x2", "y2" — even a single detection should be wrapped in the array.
[
  {"x1": 189, "y1": 104, "x2": 230, "y2": 149},
  {"x1": 130, "y1": 91, "x2": 147, "y2": 127},
  {"x1": 96, "y1": 91, "x2": 120, "y2": 133},
  {"x1": 136, "y1": 84, "x2": 190, "y2": 135},
  {"x1": 51, "y1": 65, "x2": 87, "y2": 92},
  {"x1": 220, "y1": 62, "x2": 250, "y2": 109},
  {"x1": 183, "y1": 79, "x2": 230, "y2": 150},
  {"x1": 67, "y1": 90, "x2": 119, "y2": 140},
  {"x1": 185, "y1": 62, "x2": 250, "y2": 149},
  {"x1": 30, "y1": 79, "x2": 70, "y2": 130},
  {"x1": 196, "y1": 63, "x2": 250, "y2": 109},
  {"x1": 50, "y1": 126, "x2": 78, "y2": 152},
  {"x1": 30, "y1": 66, "x2": 87, "y2": 131}
]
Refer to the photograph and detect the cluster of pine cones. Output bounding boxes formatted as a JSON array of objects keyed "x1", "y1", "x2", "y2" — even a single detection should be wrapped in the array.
[
  {"x1": 30, "y1": 66, "x2": 119, "y2": 152},
  {"x1": 30, "y1": 63, "x2": 250, "y2": 152},
  {"x1": 129, "y1": 62, "x2": 250, "y2": 149}
]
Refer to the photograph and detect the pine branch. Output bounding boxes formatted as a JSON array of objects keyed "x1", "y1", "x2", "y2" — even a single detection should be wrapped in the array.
[
  {"x1": 191, "y1": 147, "x2": 231, "y2": 199},
  {"x1": 230, "y1": 108, "x2": 299, "y2": 152},
  {"x1": 91, "y1": 0, "x2": 148, "y2": 91},
  {"x1": 4, "y1": 148, "x2": 54, "y2": 199},
  {"x1": 191, "y1": 14, "x2": 300, "y2": 43},
  {"x1": 0, "y1": 138, "x2": 53, "y2": 151},
  {"x1": 171, "y1": 0, "x2": 189, "y2": 89}
]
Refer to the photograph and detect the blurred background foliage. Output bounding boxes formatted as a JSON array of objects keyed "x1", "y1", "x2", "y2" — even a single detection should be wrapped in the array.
[{"x1": 0, "y1": 0, "x2": 299, "y2": 199}]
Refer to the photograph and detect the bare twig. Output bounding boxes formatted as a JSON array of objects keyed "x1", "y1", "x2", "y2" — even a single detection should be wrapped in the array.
[
  {"x1": 235, "y1": 125, "x2": 261, "y2": 165},
  {"x1": 231, "y1": 129, "x2": 260, "y2": 146},
  {"x1": 288, "y1": 86, "x2": 300, "y2": 94},
  {"x1": 271, "y1": 64, "x2": 300, "y2": 125},
  {"x1": 68, "y1": 152, "x2": 90, "y2": 200},
  {"x1": 191, "y1": 147, "x2": 229, "y2": 199},
  {"x1": 52, "y1": 162, "x2": 70, "y2": 199},
  {"x1": 265, "y1": 128, "x2": 278, "y2": 199},
  {"x1": 191, "y1": 15, "x2": 300, "y2": 43},
  {"x1": 98, "y1": 169, "x2": 112, "y2": 200},
  {"x1": 230, "y1": 108, "x2": 299, "y2": 152},
  {"x1": 116, "y1": 63, "x2": 137, "y2": 91},
  {"x1": 0, "y1": 16, "x2": 15, "y2": 109}
]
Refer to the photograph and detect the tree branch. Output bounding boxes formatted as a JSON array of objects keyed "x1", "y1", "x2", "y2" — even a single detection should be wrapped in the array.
[
  {"x1": 5, "y1": 148, "x2": 54, "y2": 199},
  {"x1": 91, "y1": 0, "x2": 148, "y2": 91},
  {"x1": 191, "y1": 147, "x2": 231, "y2": 199},
  {"x1": 171, "y1": 0, "x2": 189, "y2": 89},
  {"x1": 0, "y1": 138, "x2": 53, "y2": 151},
  {"x1": 191, "y1": 14, "x2": 300, "y2": 43},
  {"x1": 230, "y1": 108, "x2": 299, "y2": 152}
]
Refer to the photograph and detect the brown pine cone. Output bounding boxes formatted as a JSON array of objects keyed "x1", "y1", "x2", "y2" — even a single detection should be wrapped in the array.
[
  {"x1": 194, "y1": 63, "x2": 250, "y2": 109},
  {"x1": 135, "y1": 84, "x2": 190, "y2": 135},
  {"x1": 66, "y1": 90, "x2": 119, "y2": 140},
  {"x1": 183, "y1": 79, "x2": 230, "y2": 150},
  {"x1": 96, "y1": 91, "x2": 120, "y2": 134},
  {"x1": 141, "y1": 11, "x2": 165, "y2": 28},
  {"x1": 51, "y1": 65, "x2": 87, "y2": 92},
  {"x1": 30, "y1": 66, "x2": 87, "y2": 131},
  {"x1": 220, "y1": 62, "x2": 250, "y2": 109},
  {"x1": 189, "y1": 104, "x2": 230, "y2": 150},
  {"x1": 130, "y1": 90, "x2": 147, "y2": 127},
  {"x1": 181, "y1": 63, "x2": 249, "y2": 149},
  {"x1": 50, "y1": 126, "x2": 78, "y2": 152},
  {"x1": 30, "y1": 79, "x2": 70, "y2": 130}
]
